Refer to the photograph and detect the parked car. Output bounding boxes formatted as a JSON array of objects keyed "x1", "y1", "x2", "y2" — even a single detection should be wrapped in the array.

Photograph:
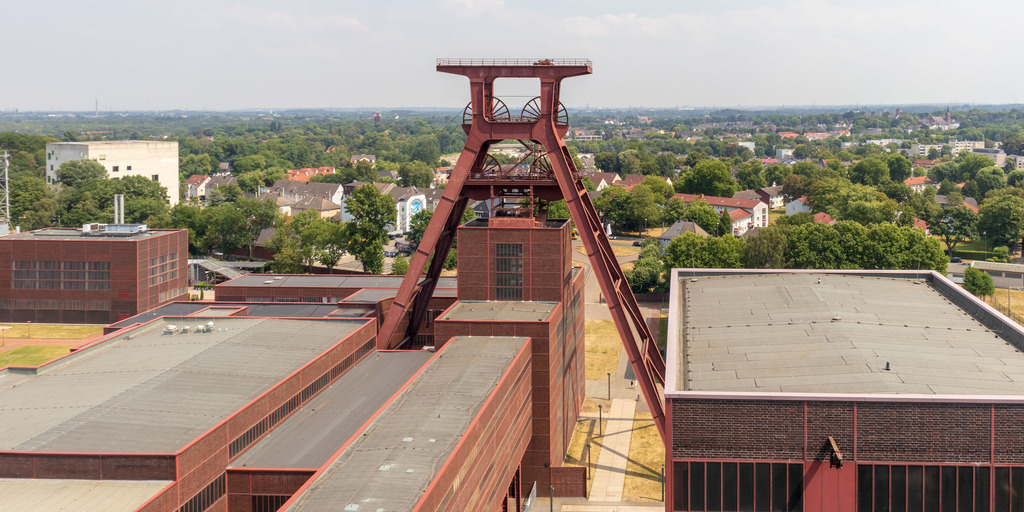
[
  {"x1": 950, "y1": 256, "x2": 962, "y2": 263},
  {"x1": 384, "y1": 250, "x2": 397, "y2": 257},
  {"x1": 632, "y1": 240, "x2": 644, "y2": 247}
]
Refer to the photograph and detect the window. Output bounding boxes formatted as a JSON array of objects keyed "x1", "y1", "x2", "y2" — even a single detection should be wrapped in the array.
[
  {"x1": 112, "y1": 165, "x2": 119, "y2": 172},
  {"x1": 858, "y1": 464, "x2": 992, "y2": 512},
  {"x1": 674, "y1": 461, "x2": 802, "y2": 512},
  {"x1": 126, "y1": 165, "x2": 132, "y2": 170},
  {"x1": 12, "y1": 260, "x2": 109, "y2": 291},
  {"x1": 152, "y1": 175, "x2": 159, "y2": 182},
  {"x1": 495, "y1": 243, "x2": 523, "y2": 300}
]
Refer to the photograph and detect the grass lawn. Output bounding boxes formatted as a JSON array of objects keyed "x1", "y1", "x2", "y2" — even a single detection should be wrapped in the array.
[
  {"x1": 564, "y1": 406, "x2": 607, "y2": 497},
  {"x1": 577, "y1": 245, "x2": 642, "y2": 258},
  {"x1": 984, "y1": 289, "x2": 1024, "y2": 324},
  {"x1": 623, "y1": 412, "x2": 666, "y2": 502},
  {"x1": 768, "y1": 209, "x2": 786, "y2": 224},
  {"x1": 0, "y1": 324, "x2": 103, "y2": 339},
  {"x1": 0, "y1": 346, "x2": 71, "y2": 368},
  {"x1": 586, "y1": 320, "x2": 622, "y2": 380}
]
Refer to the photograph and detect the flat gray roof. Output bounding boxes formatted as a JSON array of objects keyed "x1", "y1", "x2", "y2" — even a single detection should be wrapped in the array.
[
  {"x1": 221, "y1": 274, "x2": 458, "y2": 289},
  {"x1": 0, "y1": 317, "x2": 366, "y2": 453},
  {"x1": 676, "y1": 274, "x2": 1024, "y2": 395},
  {"x1": 230, "y1": 350, "x2": 433, "y2": 469},
  {"x1": 286, "y1": 336, "x2": 527, "y2": 512},
  {"x1": 108, "y1": 302, "x2": 371, "y2": 328},
  {"x1": 440, "y1": 300, "x2": 557, "y2": 322},
  {"x1": 0, "y1": 478, "x2": 171, "y2": 512},
  {"x1": 2, "y1": 227, "x2": 182, "y2": 241}
]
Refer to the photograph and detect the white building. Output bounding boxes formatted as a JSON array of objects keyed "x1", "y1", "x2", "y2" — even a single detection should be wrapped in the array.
[
  {"x1": 786, "y1": 197, "x2": 811, "y2": 215},
  {"x1": 46, "y1": 141, "x2": 179, "y2": 205}
]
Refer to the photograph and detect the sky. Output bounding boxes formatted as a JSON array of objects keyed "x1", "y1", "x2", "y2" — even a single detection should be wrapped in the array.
[{"x1": 3, "y1": 0, "x2": 1020, "y2": 112}]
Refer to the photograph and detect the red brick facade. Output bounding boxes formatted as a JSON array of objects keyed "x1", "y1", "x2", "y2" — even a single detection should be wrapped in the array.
[
  {"x1": 0, "y1": 228, "x2": 188, "y2": 323},
  {"x1": 435, "y1": 218, "x2": 587, "y2": 496}
]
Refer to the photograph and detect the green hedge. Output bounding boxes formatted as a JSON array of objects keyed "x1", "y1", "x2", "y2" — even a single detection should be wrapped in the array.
[{"x1": 951, "y1": 249, "x2": 993, "y2": 261}]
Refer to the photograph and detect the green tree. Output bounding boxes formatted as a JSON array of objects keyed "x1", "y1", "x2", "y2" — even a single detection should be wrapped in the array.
[
  {"x1": 180, "y1": 154, "x2": 217, "y2": 178},
  {"x1": 848, "y1": 157, "x2": 889, "y2": 185},
  {"x1": 963, "y1": 267, "x2": 995, "y2": 299},
  {"x1": 676, "y1": 159, "x2": 737, "y2": 197},
  {"x1": 735, "y1": 161, "x2": 767, "y2": 190},
  {"x1": 55, "y1": 159, "x2": 107, "y2": 189},
  {"x1": 9, "y1": 176, "x2": 58, "y2": 230},
  {"x1": 885, "y1": 154, "x2": 912, "y2": 182},
  {"x1": 978, "y1": 194, "x2": 1024, "y2": 247},
  {"x1": 398, "y1": 161, "x2": 435, "y2": 188},
  {"x1": 236, "y1": 197, "x2": 281, "y2": 260},
  {"x1": 745, "y1": 224, "x2": 789, "y2": 268},
  {"x1": 391, "y1": 254, "x2": 410, "y2": 275},
  {"x1": 344, "y1": 184, "x2": 397, "y2": 274},
  {"x1": 664, "y1": 232, "x2": 746, "y2": 269},
  {"x1": 624, "y1": 242, "x2": 665, "y2": 293},
  {"x1": 317, "y1": 221, "x2": 349, "y2": 273},
  {"x1": 975, "y1": 167, "x2": 1006, "y2": 198},
  {"x1": 682, "y1": 201, "x2": 720, "y2": 234}
]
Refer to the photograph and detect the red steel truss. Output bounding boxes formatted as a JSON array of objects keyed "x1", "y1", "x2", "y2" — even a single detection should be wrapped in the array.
[{"x1": 377, "y1": 58, "x2": 667, "y2": 440}]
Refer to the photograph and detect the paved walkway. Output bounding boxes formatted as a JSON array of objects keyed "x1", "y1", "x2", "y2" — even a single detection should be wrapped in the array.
[{"x1": 589, "y1": 398, "x2": 638, "y2": 501}]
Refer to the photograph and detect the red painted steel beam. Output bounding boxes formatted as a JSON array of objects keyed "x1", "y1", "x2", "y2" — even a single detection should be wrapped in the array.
[{"x1": 377, "y1": 59, "x2": 666, "y2": 441}]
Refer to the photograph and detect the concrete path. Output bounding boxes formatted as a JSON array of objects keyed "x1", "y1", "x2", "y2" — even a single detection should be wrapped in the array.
[{"x1": 589, "y1": 398, "x2": 638, "y2": 502}]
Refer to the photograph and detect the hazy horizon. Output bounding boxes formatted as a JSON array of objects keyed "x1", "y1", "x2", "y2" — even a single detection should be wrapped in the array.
[{"x1": 5, "y1": 0, "x2": 1019, "y2": 112}]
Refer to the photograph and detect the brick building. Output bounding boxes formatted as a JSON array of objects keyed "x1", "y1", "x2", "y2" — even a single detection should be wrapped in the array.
[
  {"x1": 664, "y1": 269, "x2": 1024, "y2": 512},
  {"x1": 0, "y1": 226, "x2": 187, "y2": 323}
]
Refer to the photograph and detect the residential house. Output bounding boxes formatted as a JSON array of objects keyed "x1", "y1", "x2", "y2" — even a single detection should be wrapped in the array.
[
  {"x1": 1010, "y1": 155, "x2": 1024, "y2": 171},
  {"x1": 935, "y1": 195, "x2": 979, "y2": 212},
  {"x1": 913, "y1": 159, "x2": 941, "y2": 170},
  {"x1": 185, "y1": 174, "x2": 211, "y2": 201},
  {"x1": 350, "y1": 154, "x2": 377, "y2": 167},
  {"x1": 754, "y1": 185, "x2": 784, "y2": 209},
  {"x1": 291, "y1": 196, "x2": 341, "y2": 219},
  {"x1": 786, "y1": 197, "x2": 811, "y2": 215},
  {"x1": 657, "y1": 220, "x2": 709, "y2": 249},
  {"x1": 287, "y1": 167, "x2": 335, "y2": 182},
  {"x1": 913, "y1": 217, "x2": 930, "y2": 235},
  {"x1": 257, "y1": 191, "x2": 296, "y2": 217},
  {"x1": 618, "y1": 174, "x2": 672, "y2": 190},
  {"x1": 813, "y1": 212, "x2": 836, "y2": 225},
  {"x1": 377, "y1": 169, "x2": 399, "y2": 183},
  {"x1": 775, "y1": 148, "x2": 795, "y2": 159},
  {"x1": 904, "y1": 176, "x2": 935, "y2": 193},
  {"x1": 434, "y1": 167, "x2": 452, "y2": 187},
  {"x1": 205, "y1": 175, "x2": 238, "y2": 199},
  {"x1": 673, "y1": 193, "x2": 768, "y2": 235},
  {"x1": 582, "y1": 171, "x2": 621, "y2": 191},
  {"x1": 777, "y1": 132, "x2": 799, "y2": 139},
  {"x1": 269, "y1": 180, "x2": 345, "y2": 207}
]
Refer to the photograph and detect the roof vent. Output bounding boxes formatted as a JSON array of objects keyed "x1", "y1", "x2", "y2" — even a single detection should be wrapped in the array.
[
  {"x1": 831, "y1": 315, "x2": 842, "y2": 322},
  {"x1": 164, "y1": 324, "x2": 177, "y2": 334}
]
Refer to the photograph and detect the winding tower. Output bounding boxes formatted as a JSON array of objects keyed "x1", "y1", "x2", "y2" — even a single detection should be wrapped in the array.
[{"x1": 378, "y1": 58, "x2": 667, "y2": 439}]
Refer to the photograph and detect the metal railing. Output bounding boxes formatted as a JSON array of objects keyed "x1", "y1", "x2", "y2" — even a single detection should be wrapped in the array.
[{"x1": 437, "y1": 58, "x2": 592, "y2": 67}]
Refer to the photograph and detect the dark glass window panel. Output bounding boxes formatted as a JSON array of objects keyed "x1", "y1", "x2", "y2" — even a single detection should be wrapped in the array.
[
  {"x1": 756, "y1": 463, "x2": 771, "y2": 512},
  {"x1": 976, "y1": 468, "x2": 990, "y2": 512},
  {"x1": 941, "y1": 467, "x2": 956, "y2": 512},
  {"x1": 708, "y1": 462, "x2": 723, "y2": 512},
  {"x1": 910, "y1": 466, "x2": 924, "y2": 512},
  {"x1": 959, "y1": 467, "x2": 975, "y2": 512},
  {"x1": 692, "y1": 462, "x2": 706, "y2": 512},
  {"x1": 925, "y1": 467, "x2": 941, "y2": 512},
  {"x1": 724, "y1": 463, "x2": 739, "y2": 512},
  {"x1": 788, "y1": 464, "x2": 803, "y2": 512},
  {"x1": 877, "y1": 465, "x2": 891, "y2": 512},
  {"x1": 860, "y1": 465, "x2": 875, "y2": 512},
  {"x1": 1012, "y1": 468, "x2": 1024, "y2": 512},
  {"x1": 996, "y1": 468, "x2": 1010, "y2": 512},
  {"x1": 674, "y1": 462, "x2": 688, "y2": 512},
  {"x1": 892, "y1": 466, "x2": 907, "y2": 512},
  {"x1": 740, "y1": 463, "x2": 755, "y2": 512},
  {"x1": 772, "y1": 464, "x2": 788, "y2": 512}
]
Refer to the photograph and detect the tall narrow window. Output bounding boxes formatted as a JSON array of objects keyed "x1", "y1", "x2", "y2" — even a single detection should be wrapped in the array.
[{"x1": 495, "y1": 243, "x2": 523, "y2": 300}]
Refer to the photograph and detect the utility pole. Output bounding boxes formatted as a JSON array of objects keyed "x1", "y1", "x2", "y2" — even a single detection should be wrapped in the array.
[{"x1": 0, "y1": 151, "x2": 9, "y2": 235}]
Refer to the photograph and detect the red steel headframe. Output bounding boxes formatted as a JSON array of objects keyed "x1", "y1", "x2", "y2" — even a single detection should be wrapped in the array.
[{"x1": 376, "y1": 58, "x2": 667, "y2": 440}]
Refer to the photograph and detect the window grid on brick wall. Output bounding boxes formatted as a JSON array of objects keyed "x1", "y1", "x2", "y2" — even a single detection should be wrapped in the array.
[
  {"x1": 13, "y1": 260, "x2": 110, "y2": 290},
  {"x1": 495, "y1": 243, "x2": 523, "y2": 300},
  {"x1": 857, "y1": 464, "x2": 1000, "y2": 512},
  {"x1": 177, "y1": 474, "x2": 225, "y2": 512},
  {"x1": 674, "y1": 461, "x2": 802, "y2": 512}
]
